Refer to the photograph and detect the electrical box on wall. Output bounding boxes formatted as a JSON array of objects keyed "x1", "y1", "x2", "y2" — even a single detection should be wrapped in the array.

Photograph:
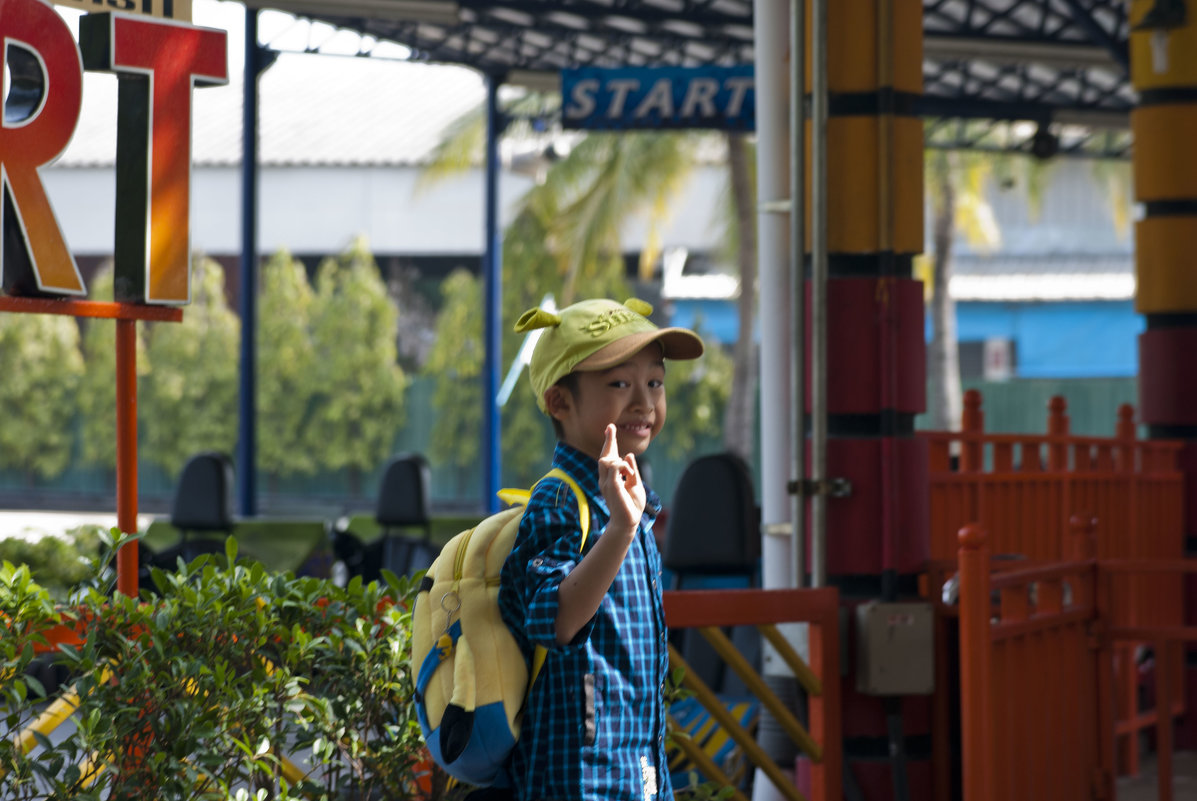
[{"x1": 855, "y1": 601, "x2": 935, "y2": 696}]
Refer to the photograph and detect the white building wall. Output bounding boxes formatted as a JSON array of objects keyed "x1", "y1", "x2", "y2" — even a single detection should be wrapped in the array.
[{"x1": 43, "y1": 163, "x2": 728, "y2": 259}]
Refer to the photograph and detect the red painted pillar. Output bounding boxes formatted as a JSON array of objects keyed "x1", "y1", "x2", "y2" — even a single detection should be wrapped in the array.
[
  {"x1": 804, "y1": 0, "x2": 928, "y2": 796},
  {"x1": 1128, "y1": 0, "x2": 1197, "y2": 748}
]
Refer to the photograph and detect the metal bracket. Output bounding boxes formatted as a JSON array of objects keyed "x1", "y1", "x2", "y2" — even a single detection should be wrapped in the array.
[
  {"x1": 762, "y1": 523, "x2": 793, "y2": 538},
  {"x1": 788, "y1": 477, "x2": 852, "y2": 498}
]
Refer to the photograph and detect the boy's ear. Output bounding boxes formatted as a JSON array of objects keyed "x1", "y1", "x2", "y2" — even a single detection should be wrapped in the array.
[{"x1": 544, "y1": 385, "x2": 572, "y2": 420}]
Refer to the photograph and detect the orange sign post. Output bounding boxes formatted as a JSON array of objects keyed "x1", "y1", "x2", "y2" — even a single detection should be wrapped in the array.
[{"x1": 0, "y1": 0, "x2": 227, "y2": 596}]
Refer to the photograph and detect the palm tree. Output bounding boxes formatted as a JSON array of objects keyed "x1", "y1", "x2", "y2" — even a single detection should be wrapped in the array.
[
  {"x1": 923, "y1": 140, "x2": 1058, "y2": 432},
  {"x1": 420, "y1": 94, "x2": 760, "y2": 464},
  {"x1": 722, "y1": 132, "x2": 757, "y2": 461}
]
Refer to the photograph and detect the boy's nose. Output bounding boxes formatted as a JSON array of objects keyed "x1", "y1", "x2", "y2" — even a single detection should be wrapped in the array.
[{"x1": 630, "y1": 385, "x2": 653, "y2": 409}]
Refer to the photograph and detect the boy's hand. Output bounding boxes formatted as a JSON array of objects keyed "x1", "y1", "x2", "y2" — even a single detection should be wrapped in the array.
[{"x1": 597, "y1": 423, "x2": 646, "y2": 537}]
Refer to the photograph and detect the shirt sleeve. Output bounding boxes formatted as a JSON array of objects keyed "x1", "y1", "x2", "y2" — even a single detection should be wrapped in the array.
[{"x1": 501, "y1": 478, "x2": 596, "y2": 652}]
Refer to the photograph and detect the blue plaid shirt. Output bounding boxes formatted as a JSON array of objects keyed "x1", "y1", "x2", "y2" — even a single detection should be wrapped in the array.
[{"x1": 499, "y1": 442, "x2": 673, "y2": 801}]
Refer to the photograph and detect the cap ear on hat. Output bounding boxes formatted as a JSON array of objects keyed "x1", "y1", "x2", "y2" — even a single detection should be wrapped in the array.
[
  {"x1": 624, "y1": 298, "x2": 653, "y2": 317},
  {"x1": 514, "y1": 308, "x2": 562, "y2": 333}
]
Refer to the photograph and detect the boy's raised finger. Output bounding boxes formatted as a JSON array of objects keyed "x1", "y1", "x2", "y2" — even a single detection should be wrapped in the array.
[{"x1": 601, "y1": 424, "x2": 618, "y2": 459}]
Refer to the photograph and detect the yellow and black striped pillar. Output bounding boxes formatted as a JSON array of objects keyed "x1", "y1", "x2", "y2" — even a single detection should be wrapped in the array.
[
  {"x1": 803, "y1": 1, "x2": 929, "y2": 796},
  {"x1": 1129, "y1": 0, "x2": 1197, "y2": 749}
]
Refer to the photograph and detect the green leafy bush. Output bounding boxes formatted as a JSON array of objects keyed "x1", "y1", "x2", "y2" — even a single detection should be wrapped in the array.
[
  {"x1": 0, "y1": 525, "x2": 103, "y2": 600},
  {"x1": 2, "y1": 530, "x2": 734, "y2": 801},
  {"x1": 1, "y1": 532, "x2": 434, "y2": 800}
]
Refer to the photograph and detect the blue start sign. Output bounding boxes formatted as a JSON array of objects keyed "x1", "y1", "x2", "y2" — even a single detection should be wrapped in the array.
[{"x1": 561, "y1": 65, "x2": 755, "y2": 131}]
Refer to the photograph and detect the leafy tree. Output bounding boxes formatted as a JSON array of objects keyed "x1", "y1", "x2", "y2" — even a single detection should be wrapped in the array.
[
  {"x1": 651, "y1": 325, "x2": 734, "y2": 463},
  {"x1": 140, "y1": 255, "x2": 240, "y2": 477},
  {"x1": 923, "y1": 145, "x2": 1062, "y2": 431},
  {"x1": 77, "y1": 264, "x2": 150, "y2": 471},
  {"x1": 529, "y1": 131, "x2": 694, "y2": 303},
  {"x1": 425, "y1": 269, "x2": 484, "y2": 494},
  {"x1": 308, "y1": 237, "x2": 407, "y2": 496},
  {"x1": 423, "y1": 118, "x2": 732, "y2": 494},
  {"x1": 719, "y1": 132, "x2": 758, "y2": 462},
  {"x1": 923, "y1": 147, "x2": 1003, "y2": 431},
  {"x1": 257, "y1": 249, "x2": 319, "y2": 487},
  {"x1": 0, "y1": 310, "x2": 84, "y2": 482},
  {"x1": 423, "y1": 91, "x2": 766, "y2": 492},
  {"x1": 1091, "y1": 158, "x2": 1133, "y2": 239}
]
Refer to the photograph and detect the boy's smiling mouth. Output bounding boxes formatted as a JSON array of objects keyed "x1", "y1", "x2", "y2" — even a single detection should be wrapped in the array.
[{"x1": 618, "y1": 421, "x2": 653, "y2": 435}]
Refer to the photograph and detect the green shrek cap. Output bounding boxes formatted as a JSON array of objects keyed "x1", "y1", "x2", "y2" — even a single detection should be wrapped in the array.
[{"x1": 515, "y1": 297, "x2": 704, "y2": 413}]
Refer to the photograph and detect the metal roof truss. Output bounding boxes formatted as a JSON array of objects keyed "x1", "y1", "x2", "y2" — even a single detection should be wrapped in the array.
[{"x1": 257, "y1": 0, "x2": 1136, "y2": 157}]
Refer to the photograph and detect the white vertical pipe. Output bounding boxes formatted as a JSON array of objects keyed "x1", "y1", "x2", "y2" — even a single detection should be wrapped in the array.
[
  {"x1": 753, "y1": 2, "x2": 797, "y2": 799},
  {"x1": 789, "y1": 0, "x2": 806, "y2": 590},
  {"x1": 754, "y1": 0, "x2": 791, "y2": 595},
  {"x1": 810, "y1": 0, "x2": 829, "y2": 589}
]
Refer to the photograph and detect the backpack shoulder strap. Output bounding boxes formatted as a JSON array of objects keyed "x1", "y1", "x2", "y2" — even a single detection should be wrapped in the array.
[
  {"x1": 529, "y1": 467, "x2": 590, "y2": 687},
  {"x1": 541, "y1": 467, "x2": 590, "y2": 549}
]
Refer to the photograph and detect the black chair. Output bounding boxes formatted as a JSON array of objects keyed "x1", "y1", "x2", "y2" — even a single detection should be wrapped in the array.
[
  {"x1": 662, "y1": 452, "x2": 761, "y2": 695},
  {"x1": 156, "y1": 451, "x2": 235, "y2": 570},
  {"x1": 376, "y1": 453, "x2": 439, "y2": 577},
  {"x1": 660, "y1": 452, "x2": 763, "y2": 789},
  {"x1": 334, "y1": 453, "x2": 440, "y2": 583},
  {"x1": 662, "y1": 452, "x2": 759, "y2": 578}
]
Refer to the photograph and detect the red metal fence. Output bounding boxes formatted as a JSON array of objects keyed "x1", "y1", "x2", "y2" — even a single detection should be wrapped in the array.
[
  {"x1": 957, "y1": 521, "x2": 1197, "y2": 801},
  {"x1": 664, "y1": 588, "x2": 842, "y2": 801},
  {"x1": 923, "y1": 390, "x2": 1186, "y2": 775},
  {"x1": 956, "y1": 520, "x2": 1112, "y2": 801}
]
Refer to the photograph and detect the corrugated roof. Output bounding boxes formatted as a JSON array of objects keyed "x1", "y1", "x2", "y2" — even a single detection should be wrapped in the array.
[
  {"x1": 951, "y1": 254, "x2": 1133, "y2": 301},
  {"x1": 58, "y1": 53, "x2": 486, "y2": 168},
  {"x1": 258, "y1": 0, "x2": 1135, "y2": 156}
]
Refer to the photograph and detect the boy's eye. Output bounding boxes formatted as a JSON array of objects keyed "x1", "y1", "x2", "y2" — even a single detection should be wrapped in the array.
[{"x1": 649, "y1": 379, "x2": 664, "y2": 389}]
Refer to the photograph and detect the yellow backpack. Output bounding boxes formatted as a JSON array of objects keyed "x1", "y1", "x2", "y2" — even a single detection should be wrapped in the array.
[{"x1": 411, "y1": 469, "x2": 589, "y2": 787}]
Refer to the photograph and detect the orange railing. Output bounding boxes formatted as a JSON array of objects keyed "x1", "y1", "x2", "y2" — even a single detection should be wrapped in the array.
[
  {"x1": 956, "y1": 520, "x2": 1113, "y2": 801},
  {"x1": 1101, "y1": 557, "x2": 1197, "y2": 801},
  {"x1": 664, "y1": 588, "x2": 842, "y2": 801},
  {"x1": 957, "y1": 520, "x2": 1197, "y2": 801},
  {"x1": 924, "y1": 390, "x2": 1185, "y2": 775}
]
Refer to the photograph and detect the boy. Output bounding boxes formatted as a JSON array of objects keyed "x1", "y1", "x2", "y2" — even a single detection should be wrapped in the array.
[{"x1": 498, "y1": 297, "x2": 704, "y2": 801}]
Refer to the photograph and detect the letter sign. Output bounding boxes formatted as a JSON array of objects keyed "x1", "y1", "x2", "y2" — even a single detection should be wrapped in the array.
[
  {"x1": 80, "y1": 13, "x2": 228, "y2": 303},
  {"x1": 0, "y1": 0, "x2": 226, "y2": 305},
  {"x1": 0, "y1": 0, "x2": 86, "y2": 296},
  {"x1": 562, "y1": 65, "x2": 755, "y2": 131}
]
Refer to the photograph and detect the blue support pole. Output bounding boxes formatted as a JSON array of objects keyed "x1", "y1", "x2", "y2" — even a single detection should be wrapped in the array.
[
  {"x1": 482, "y1": 74, "x2": 502, "y2": 513},
  {"x1": 237, "y1": 7, "x2": 260, "y2": 517}
]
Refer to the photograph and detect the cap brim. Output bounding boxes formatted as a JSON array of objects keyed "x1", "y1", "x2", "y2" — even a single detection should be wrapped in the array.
[{"x1": 574, "y1": 327, "x2": 704, "y2": 372}]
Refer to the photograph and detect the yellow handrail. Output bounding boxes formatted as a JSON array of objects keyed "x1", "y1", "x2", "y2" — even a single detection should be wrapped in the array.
[
  {"x1": 697, "y1": 625, "x2": 821, "y2": 760},
  {"x1": 669, "y1": 644, "x2": 809, "y2": 801}
]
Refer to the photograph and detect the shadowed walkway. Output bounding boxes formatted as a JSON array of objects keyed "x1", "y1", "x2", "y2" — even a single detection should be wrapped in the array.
[{"x1": 1117, "y1": 750, "x2": 1197, "y2": 801}]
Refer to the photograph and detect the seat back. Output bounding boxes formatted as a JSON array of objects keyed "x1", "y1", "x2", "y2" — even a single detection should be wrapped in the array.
[
  {"x1": 373, "y1": 453, "x2": 438, "y2": 577},
  {"x1": 170, "y1": 451, "x2": 235, "y2": 534},
  {"x1": 159, "y1": 452, "x2": 235, "y2": 567},
  {"x1": 662, "y1": 452, "x2": 761, "y2": 696},
  {"x1": 376, "y1": 453, "x2": 432, "y2": 536},
  {"x1": 662, "y1": 452, "x2": 759, "y2": 574}
]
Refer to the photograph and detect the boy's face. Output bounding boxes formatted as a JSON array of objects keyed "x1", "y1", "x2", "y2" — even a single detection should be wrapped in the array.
[{"x1": 545, "y1": 344, "x2": 667, "y2": 461}]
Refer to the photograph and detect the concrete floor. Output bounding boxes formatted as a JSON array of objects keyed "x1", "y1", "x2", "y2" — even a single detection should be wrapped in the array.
[{"x1": 1117, "y1": 750, "x2": 1197, "y2": 801}]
